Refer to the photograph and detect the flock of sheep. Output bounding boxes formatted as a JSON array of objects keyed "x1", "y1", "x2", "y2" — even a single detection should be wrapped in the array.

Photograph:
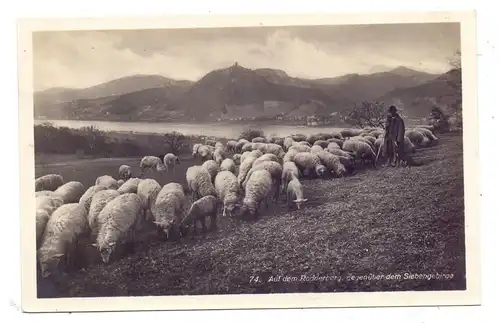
[{"x1": 34, "y1": 125, "x2": 439, "y2": 279}]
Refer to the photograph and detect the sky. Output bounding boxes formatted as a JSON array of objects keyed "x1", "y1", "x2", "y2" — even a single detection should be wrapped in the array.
[{"x1": 32, "y1": 23, "x2": 460, "y2": 91}]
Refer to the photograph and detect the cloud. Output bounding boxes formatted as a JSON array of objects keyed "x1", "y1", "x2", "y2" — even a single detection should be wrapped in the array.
[{"x1": 33, "y1": 24, "x2": 460, "y2": 91}]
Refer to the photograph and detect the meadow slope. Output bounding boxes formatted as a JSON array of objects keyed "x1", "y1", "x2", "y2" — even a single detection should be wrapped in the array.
[{"x1": 35, "y1": 132, "x2": 465, "y2": 297}]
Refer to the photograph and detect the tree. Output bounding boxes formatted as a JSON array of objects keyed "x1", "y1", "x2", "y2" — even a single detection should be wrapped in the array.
[
  {"x1": 164, "y1": 131, "x2": 186, "y2": 154},
  {"x1": 427, "y1": 105, "x2": 450, "y2": 133},
  {"x1": 446, "y1": 50, "x2": 463, "y2": 128},
  {"x1": 346, "y1": 101, "x2": 387, "y2": 128},
  {"x1": 239, "y1": 128, "x2": 265, "y2": 141}
]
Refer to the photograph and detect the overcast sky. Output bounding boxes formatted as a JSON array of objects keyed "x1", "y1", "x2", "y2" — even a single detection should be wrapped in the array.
[{"x1": 32, "y1": 23, "x2": 460, "y2": 91}]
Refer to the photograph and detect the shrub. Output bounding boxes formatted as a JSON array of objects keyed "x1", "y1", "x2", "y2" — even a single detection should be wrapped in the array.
[{"x1": 239, "y1": 128, "x2": 265, "y2": 141}]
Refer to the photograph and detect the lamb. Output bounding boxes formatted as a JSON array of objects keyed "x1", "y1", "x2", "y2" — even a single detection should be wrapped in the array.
[
  {"x1": 251, "y1": 137, "x2": 267, "y2": 143},
  {"x1": 226, "y1": 140, "x2": 238, "y2": 152},
  {"x1": 289, "y1": 144, "x2": 311, "y2": 153},
  {"x1": 251, "y1": 142, "x2": 268, "y2": 153},
  {"x1": 35, "y1": 174, "x2": 64, "y2": 192},
  {"x1": 240, "y1": 169, "x2": 273, "y2": 218},
  {"x1": 253, "y1": 153, "x2": 279, "y2": 167},
  {"x1": 405, "y1": 130, "x2": 431, "y2": 147},
  {"x1": 293, "y1": 152, "x2": 327, "y2": 178},
  {"x1": 151, "y1": 182, "x2": 189, "y2": 239},
  {"x1": 192, "y1": 143, "x2": 202, "y2": 157},
  {"x1": 95, "y1": 175, "x2": 120, "y2": 189},
  {"x1": 88, "y1": 190, "x2": 121, "y2": 240},
  {"x1": 117, "y1": 177, "x2": 142, "y2": 194},
  {"x1": 313, "y1": 140, "x2": 329, "y2": 149},
  {"x1": 286, "y1": 176, "x2": 308, "y2": 210},
  {"x1": 35, "y1": 190, "x2": 56, "y2": 198},
  {"x1": 179, "y1": 195, "x2": 219, "y2": 237},
  {"x1": 264, "y1": 143, "x2": 286, "y2": 159},
  {"x1": 163, "y1": 153, "x2": 181, "y2": 172},
  {"x1": 315, "y1": 150, "x2": 348, "y2": 177},
  {"x1": 37, "y1": 203, "x2": 88, "y2": 277},
  {"x1": 213, "y1": 147, "x2": 226, "y2": 164},
  {"x1": 243, "y1": 161, "x2": 283, "y2": 200},
  {"x1": 237, "y1": 156, "x2": 257, "y2": 187},
  {"x1": 53, "y1": 181, "x2": 85, "y2": 204},
  {"x1": 202, "y1": 160, "x2": 220, "y2": 183},
  {"x1": 186, "y1": 166, "x2": 217, "y2": 200},
  {"x1": 92, "y1": 193, "x2": 142, "y2": 263},
  {"x1": 214, "y1": 171, "x2": 241, "y2": 217},
  {"x1": 118, "y1": 165, "x2": 132, "y2": 181},
  {"x1": 35, "y1": 195, "x2": 64, "y2": 248},
  {"x1": 137, "y1": 178, "x2": 162, "y2": 221},
  {"x1": 79, "y1": 185, "x2": 107, "y2": 213},
  {"x1": 139, "y1": 156, "x2": 167, "y2": 176},
  {"x1": 281, "y1": 161, "x2": 299, "y2": 193},
  {"x1": 220, "y1": 158, "x2": 237, "y2": 174},
  {"x1": 232, "y1": 153, "x2": 242, "y2": 165},
  {"x1": 342, "y1": 139, "x2": 376, "y2": 165},
  {"x1": 310, "y1": 145, "x2": 324, "y2": 155}
]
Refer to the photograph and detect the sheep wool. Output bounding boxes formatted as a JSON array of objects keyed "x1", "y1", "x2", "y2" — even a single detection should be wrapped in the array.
[
  {"x1": 283, "y1": 149, "x2": 299, "y2": 163},
  {"x1": 286, "y1": 176, "x2": 308, "y2": 210},
  {"x1": 95, "y1": 175, "x2": 120, "y2": 190},
  {"x1": 213, "y1": 148, "x2": 226, "y2": 164},
  {"x1": 405, "y1": 130, "x2": 430, "y2": 147},
  {"x1": 117, "y1": 180, "x2": 125, "y2": 188},
  {"x1": 118, "y1": 165, "x2": 132, "y2": 181},
  {"x1": 252, "y1": 153, "x2": 279, "y2": 168},
  {"x1": 310, "y1": 145, "x2": 324, "y2": 155},
  {"x1": 79, "y1": 185, "x2": 107, "y2": 213},
  {"x1": 202, "y1": 160, "x2": 220, "y2": 183},
  {"x1": 242, "y1": 169, "x2": 273, "y2": 218},
  {"x1": 264, "y1": 143, "x2": 286, "y2": 159},
  {"x1": 226, "y1": 140, "x2": 238, "y2": 152},
  {"x1": 35, "y1": 174, "x2": 64, "y2": 192},
  {"x1": 293, "y1": 152, "x2": 322, "y2": 177},
  {"x1": 151, "y1": 183, "x2": 189, "y2": 239},
  {"x1": 36, "y1": 196, "x2": 64, "y2": 247},
  {"x1": 289, "y1": 144, "x2": 311, "y2": 153},
  {"x1": 53, "y1": 181, "x2": 86, "y2": 204},
  {"x1": 243, "y1": 161, "x2": 282, "y2": 200},
  {"x1": 180, "y1": 195, "x2": 219, "y2": 236},
  {"x1": 283, "y1": 137, "x2": 296, "y2": 151},
  {"x1": 139, "y1": 156, "x2": 167, "y2": 175},
  {"x1": 343, "y1": 139, "x2": 376, "y2": 164},
  {"x1": 93, "y1": 193, "x2": 142, "y2": 263},
  {"x1": 214, "y1": 171, "x2": 241, "y2": 217},
  {"x1": 163, "y1": 153, "x2": 180, "y2": 172},
  {"x1": 192, "y1": 143, "x2": 202, "y2": 157},
  {"x1": 313, "y1": 140, "x2": 329, "y2": 149},
  {"x1": 251, "y1": 137, "x2": 267, "y2": 143},
  {"x1": 237, "y1": 156, "x2": 257, "y2": 187},
  {"x1": 88, "y1": 190, "x2": 121, "y2": 239},
  {"x1": 117, "y1": 178, "x2": 142, "y2": 194},
  {"x1": 220, "y1": 158, "x2": 237, "y2": 174},
  {"x1": 137, "y1": 178, "x2": 162, "y2": 221},
  {"x1": 315, "y1": 150, "x2": 348, "y2": 177},
  {"x1": 281, "y1": 161, "x2": 299, "y2": 193},
  {"x1": 414, "y1": 127, "x2": 438, "y2": 141},
  {"x1": 251, "y1": 143, "x2": 268, "y2": 154},
  {"x1": 186, "y1": 166, "x2": 217, "y2": 200},
  {"x1": 38, "y1": 203, "x2": 88, "y2": 278}
]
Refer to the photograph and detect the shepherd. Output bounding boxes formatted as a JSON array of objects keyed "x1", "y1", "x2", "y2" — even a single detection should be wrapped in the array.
[{"x1": 383, "y1": 105, "x2": 406, "y2": 167}]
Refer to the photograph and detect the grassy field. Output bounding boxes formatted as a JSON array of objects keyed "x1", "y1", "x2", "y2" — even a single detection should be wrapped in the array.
[{"x1": 35, "y1": 132, "x2": 465, "y2": 297}]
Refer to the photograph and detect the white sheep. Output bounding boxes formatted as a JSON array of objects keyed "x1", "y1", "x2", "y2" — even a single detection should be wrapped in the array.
[
  {"x1": 325, "y1": 147, "x2": 354, "y2": 159},
  {"x1": 186, "y1": 165, "x2": 217, "y2": 201},
  {"x1": 192, "y1": 143, "x2": 202, "y2": 158},
  {"x1": 35, "y1": 190, "x2": 56, "y2": 198},
  {"x1": 53, "y1": 181, "x2": 85, "y2": 204},
  {"x1": 283, "y1": 149, "x2": 299, "y2": 163},
  {"x1": 198, "y1": 145, "x2": 215, "y2": 161},
  {"x1": 291, "y1": 134, "x2": 307, "y2": 142},
  {"x1": 413, "y1": 127, "x2": 438, "y2": 141},
  {"x1": 310, "y1": 145, "x2": 324, "y2": 155},
  {"x1": 241, "y1": 169, "x2": 273, "y2": 218},
  {"x1": 232, "y1": 153, "x2": 242, "y2": 165},
  {"x1": 95, "y1": 175, "x2": 120, "y2": 189},
  {"x1": 315, "y1": 150, "x2": 348, "y2": 177},
  {"x1": 35, "y1": 174, "x2": 64, "y2": 192},
  {"x1": 226, "y1": 140, "x2": 238, "y2": 152},
  {"x1": 237, "y1": 156, "x2": 257, "y2": 187},
  {"x1": 286, "y1": 175, "x2": 308, "y2": 210},
  {"x1": 243, "y1": 161, "x2": 283, "y2": 200},
  {"x1": 251, "y1": 137, "x2": 267, "y2": 143},
  {"x1": 88, "y1": 189, "x2": 121, "y2": 240},
  {"x1": 213, "y1": 147, "x2": 226, "y2": 164},
  {"x1": 264, "y1": 143, "x2": 285, "y2": 158},
  {"x1": 327, "y1": 138, "x2": 345, "y2": 146},
  {"x1": 215, "y1": 142, "x2": 225, "y2": 150},
  {"x1": 79, "y1": 185, "x2": 107, "y2": 213},
  {"x1": 139, "y1": 156, "x2": 167, "y2": 176},
  {"x1": 290, "y1": 144, "x2": 312, "y2": 153},
  {"x1": 151, "y1": 182, "x2": 189, "y2": 239},
  {"x1": 35, "y1": 195, "x2": 64, "y2": 248},
  {"x1": 202, "y1": 160, "x2": 220, "y2": 183},
  {"x1": 340, "y1": 128, "x2": 363, "y2": 138},
  {"x1": 313, "y1": 140, "x2": 329, "y2": 149},
  {"x1": 137, "y1": 178, "x2": 162, "y2": 221},
  {"x1": 117, "y1": 179, "x2": 124, "y2": 187},
  {"x1": 118, "y1": 165, "x2": 132, "y2": 181},
  {"x1": 92, "y1": 193, "x2": 142, "y2": 263},
  {"x1": 37, "y1": 203, "x2": 88, "y2": 277},
  {"x1": 117, "y1": 178, "x2": 142, "y2": 194},
  {"x1": 252, "y1": 153, "x2": 279, "y2": 167},
  {"x1": 281, "y1": 161, "x2": 299, "y2": 193},
  {"x1": 342, "y1": 139, "x2": 376, "y2": 165},
  {"x1": 214, "y1": 170, "x2": 241, "y2": 217},
  {"x1": 163, "y1": 153, "x2": 180, "y2": 172},
  {"x1": 331, "y1": 131, "x2": 344, "y2": 140},
  {"x1": 327, "y1": 142, "x2": 341, "y2": 151},
  {"x1": 297, "y1": 141, "x2": 312, "y2": 147},
  {"x1": 405, "y1": 130, "x2": 430, "y2": 147},
  {"x1": 293, "y1": 152, "x2": 327, "y2": 178},
  {"x1": 251, "y1": 142, "x2": 269, "y2": 154},
  {"x1": 179, "y1": 195, "x2": 219, "y2": 236},
  {"x1": 220, "y1": 158, "x2": 237, "y2": 174},
  {"x1": 241, "y1": 142, "x2": 253, "y2": 153},
  {"x1": 283, "y1": 137, "x2": 296, "y2": 151},
  {"x1": 235, "y1": 139, "x2": 250, "y2": 152}
]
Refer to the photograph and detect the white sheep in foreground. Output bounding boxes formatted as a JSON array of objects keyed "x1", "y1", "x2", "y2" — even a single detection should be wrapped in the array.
[
  {"x1": 310, "y1": 145, "x2": 324, "y2": 155},
  {"x1": 241, "y1": 169, "x2": 273, "y2": 219},
  {"x1": 139, "y1": 156, "x2": 167, "y2": 176},
  {"x1": 38, "y1": 203, "x2": 88, "y2": 278},
  {"x1": 281, "y1": 161, "x2": 299, "y2": 193},
  {"x1": 137, "y1": 178, "x2": 162, "y2": 221},
  {"x1": 340, "y1": 128, "x2": 363, "y2": 138},
  {"x1": 88, "y1": 190, "x2": 121, "y2": 240},
  {"x1": 342, "y1": 139, "x2": 376, "y2": 165},
  {"x1": 220, "y1": 158, "x2": 237, "y2": 174},
  {"x1": 237, "y1": 156, "x2": 257, "y2": 187},
  {"x1": 202, "y1": 160, "x2": 220, "y2": 183},
  {"x1": 215, "y1": 142, "x2": 225, "y2": 150},
  {"x1": 327, "y1": 142, "x2": 341, "y2": 151},
  {"x1": 35, "y1": 174, "x2": 64, "y2": 192},
  {"x1": 293, "y1": 152, "x2": 327, "y2": 178},
  {"x1": 53, "y1": 181, "x2": 86, "y2": 204},
  {"x1": 315, "y1": 150, "x2": 348, "y2": 177},
  {"x1": 180, "y1": 195, "x2": 219, "y2": 237},
  {"x1": 186, "y1": 166, "x2": 217, "y2": 200},
  {"x1": 92, "y1": 193, "x2": 142, "y2": 263},
  {"x1": 95, "y1": 175, "x2": 120, "y2": 190},
  {"x1": 331, "y1": 131, "x2": 344, "y2": 140},
  {"x1": 118, "y1": 165, "x2": 132, "y2": 181},
  {"x1": 325, "y1": 148, "x2": 354, "y2": 159},
  {"x1": 151, "y1": 182, "x2": 189, "y2": 239},
  {"x1": 214, "y1": 170, "x2": 241, "y2": 217},
  {"x1": 117, "y1": 180, "x2": 124, "y2": 187},
  {"x1": 252, "y1": 153, "x2": 279, "y2": 168},
  {"x1": 286, "y1": 176, "x2": 308, "y2": 210},
  {"x1": 79, "y1": 185, "x2": 107, "y2": 213},
  {"x1": 163, "y1": 153, "x2": 180, "y2": 172},
  {"x1": 351, "y1": 136, "x2": 375, "y2": 150},
  {"x1": 117, "y1": 178, "x2": 142, "y2": 194},
  {"x1": 35, "y1": 195, "x2": 64, "y2": 248},
  {"x1": 243, "y1": 161, "x2": 283, "y2": 201}
]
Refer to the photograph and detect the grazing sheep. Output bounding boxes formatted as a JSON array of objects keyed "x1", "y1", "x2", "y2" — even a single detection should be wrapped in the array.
[
  {"x1": 310, "y1": 145, "x2": 324, "y2": 155},
  {"x1": 35, "y1": 174, "x2": 64, "y2": 192},
  {"x1": 342, "y1": 139, "x2": 376, "y2": 165},
  {"x1": 293, "y1": 152, "x2": 325, "y2": 178},
  {"x1": 220, "y1": 158, "x2": 237, "y2": 174},
  {"x1": 36, "y1": 195, "x2": 64, "y2": 248},
  {"x1": 253, "y1": 153, "x2": 279, "y2": 167},
  {"x1": 214, "y1": 171, "x2": 241, "y2": 217},
  {"x1": 283, "y1": 149, "x2": 299, "y2": 163},
  {"x1": 139, "y1": 156, "x2": 167, "y2": 176},
  {"x1": 326, "y1": 142, "x2": 341, "y2": 151},
  {"x1": 163, "y1": 153, "x2": 180, "y2": 172},
  {"x1": 251, "y1": 137, "x2": 267, "y2": 143},
  {"x1": 35, "y1": 190, "x2": 56, "y2": 198},
  {"x1": 351, "y1": 136, "x2": 375, "y2": 150},
  {"x1": 205, "y1": 139, "x2": 216, "y2": 146},
  {"x1": 79, "y1": 185, "x2": 107, "y2": 213},
  {"x1": 198, "y1": 145, "x2": 215, "y2": 161},
  {"x1": 264, "y1": 143, "x2": 286, "y2": 158},
  {"x1": 186, "y1": 166, "x2": 217, "y2": 200},
  {"x1": 226, "y1": 140, "x2": 238, "y2": 152},
  {"x1": 325, "y1": 147, "x2": 355, "y2": 159},
  {"x1": 362, "y1": 135, "x2": 377, "y2": 146},
  {"x1": 202, "y1": 160, "x2": 220, "y2": 183},
  {"x1": 286, "y1": 176, "x2": 308, "y2": 210},
  {"x1": 117, "y1": 180, "x2": 124, "y2": 187},
  {"x1": 370, "y1": 129, "x2": 385, "y2": 138},
  {"x1": 192, "y1": 143, "x2": 202, "y2": 158},
  {"x1": 88, "y1": 190, "x2": 121, "y2": 240},
  {"x1": 405, "y1": 130, "x2": 430, "y2": 147},
  {"x1": 213, "y1": 147, "x2": 226, "y2": 164},
  {"x1": 232, "y1": 153, "x2": 242, "y2": 165},
  {"x1": 291, "y1": 134, "x2": 307, "y2": 142},
  {"x1": 235, "y1": 139, "x2": 250, "y2": 152},
  {"x1": 241, "y1": 142, "x2": 253, "y2": 153},
  {"x1": 243, "y1": 161, "x2": 283, "y2": 200},
  {"x1": 290, "y1": 144, "x2": 312, "y2": 153},
  {"x1": 95, "y1": 175, "x2": 120, "y2": 190},
  {"x1": 237, "y1": 156, "x2": 257, "y2": 187},
  {"x1": 151, "y1": 182, "x2": 189, "y2": 239},
  {"x1": 92, "y1": 193, "x2": 142, "y2": 263},
  {"x1": 326, "y1": 138, "x2": 344, "y2": 146},
  {"x1": 283, "y1": 137, "x2": 296, "y2": 151},
  {"x1": 249, "y1": 149, "x2": 264, "y2": 159},
  {"x1": 117, "y1": 178, "x2": 142, "y2": 194},
  {"x1": 414, "y1": 127, "x2": 438, "y2": 141},
  {"x1": 118, "y1": 165, "x2": 132, "y2": 181},
  {"x1": 340, "y1": 128, "x2": 363, "y2": 138},
  {"x1": 306, "y1": 134, "x2": 322, "y2": 145},
  {"x1": 331, "y1": 131, "x2": 344, "y2": 140},
  {"x1": 282, "y1": 161, "x2": 299, "y2": 193},
  {"x1": 53, "y1": 181, "x2": 85, "y2": 204},
  {"x1": 315, "y1": 150, "x2": 348, "y2": 177},
  {"x1": 298, "y1": 141, "x2": 312, "y2": 147},
  {"x1": 241, "y1": 169, "x2": 273, "y2": 218},
  {"x1": 137, "y1": 178, "x2": 162, "y2": 221},
  {"x1": 180, "y1": 195, "x2": 219, "y2": 236},
  {"x1": 404, "y1": 136, "x2": 417, "y2": 154},
  {"x1": 215, "y1": 142, "x2": 225, "y2": 150},
  {"x1": 251, "y1": 142, "x2": 268, "y2": 153},
  {"x1": 38, "y1": 203, "x2": 88, "y2": 277},
  {"x1": 313, "y1": 140, "x2": 329, "y2": 149}
]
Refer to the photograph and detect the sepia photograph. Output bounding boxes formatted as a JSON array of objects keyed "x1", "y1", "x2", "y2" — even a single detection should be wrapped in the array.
[{"x1": 18, "y1": 11, "x2": 480, "y2": 312}]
